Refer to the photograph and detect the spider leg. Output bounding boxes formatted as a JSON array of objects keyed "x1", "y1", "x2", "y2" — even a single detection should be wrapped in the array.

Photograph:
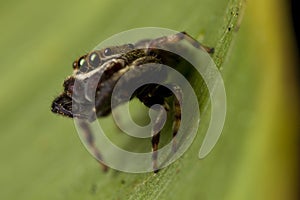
[
  {"x1": 140, "y1": 84, "x2": 182, "y2": 152},
  {"x1": 170, "y1": 84, "x2": 182, "y2": 152},
  {"x1": 135, "y1": 83, "x2": 183, "y2": 172},
  {"x1": 77, "y1": 118, "x2": 108, "y2": 172},
  {"x1": 151, "y1": 102, "x2": 169, "y2": 173},
  {"x1": 148, "y1": 31, "x2": 214, "y2": 54}
]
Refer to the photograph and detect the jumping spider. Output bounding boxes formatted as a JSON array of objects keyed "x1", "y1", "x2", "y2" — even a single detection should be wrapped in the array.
[{"x1": 51, "y1": 32, "x2": 214, "y2": 172}]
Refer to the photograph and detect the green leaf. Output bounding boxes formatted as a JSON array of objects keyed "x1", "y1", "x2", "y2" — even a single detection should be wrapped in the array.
[{"x1": 0, "y1": 0, "x2": 298, "y2": 199}]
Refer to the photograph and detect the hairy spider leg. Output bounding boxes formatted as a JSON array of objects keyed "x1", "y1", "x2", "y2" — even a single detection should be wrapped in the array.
[
  {"x1": 77, "y1": 119, "x2": 108, "y2": 171},
  {"x1": 150, "y1": 102, "x2": 170, "y2": 173},
  {"x1": 166, "y1": 84, "x2": 182, "y2": 153},
  {"x1": 148, "y1": 31, "x2": 214, "y2": 54},
  {"x1": 124, "y1": 56, "x2": 167, "y2": 173},
  {"x1": 135, "y1": 83, "x2": 182, "y2": 172}
]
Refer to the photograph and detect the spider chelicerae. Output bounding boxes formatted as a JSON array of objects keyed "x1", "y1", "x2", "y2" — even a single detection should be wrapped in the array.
[{"x1": 51, "y1": 32, "x2": 214, "y2": 172}]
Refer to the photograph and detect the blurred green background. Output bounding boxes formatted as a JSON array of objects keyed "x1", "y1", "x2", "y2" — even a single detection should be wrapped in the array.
[{"x1": 0, "y1": 0, "x2": 299, "y2": 199}]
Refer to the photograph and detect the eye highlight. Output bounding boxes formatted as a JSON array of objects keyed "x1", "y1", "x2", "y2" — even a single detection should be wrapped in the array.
[
  {"x1": 127, "y1": 43, "x2": 134, "y2": 49},
  {"x1": 104, "y1": 48, "x2": 112, "y2": 56},
  {"x1": 72, "y1": 61, "x2": 78, "y2": 69},
  {"x1": 79, "y1": 57, "x2": 86, "y2": 66},
  {"x1": 78, "y1": 57, "x2": 89, "y2": 72},
  {"x1": 89, "y1": 52, "x2": 101, "y2": 68}
]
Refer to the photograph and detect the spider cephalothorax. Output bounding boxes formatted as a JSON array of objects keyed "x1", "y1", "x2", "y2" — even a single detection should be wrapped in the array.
[{"x1": 51, "y1": 32, "x2": 214, "y2": 172}]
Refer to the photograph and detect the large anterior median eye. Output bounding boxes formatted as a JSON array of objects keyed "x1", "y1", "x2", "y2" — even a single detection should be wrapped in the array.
[{"x1": 89, "y1": 52, "x2": 101, "y2": 68}]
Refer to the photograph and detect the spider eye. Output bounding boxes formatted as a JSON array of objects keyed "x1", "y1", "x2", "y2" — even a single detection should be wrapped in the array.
[
  {"x1": 89, "y1": 52, "x2": 101, "y2": 67},
  {"x1": 128, "y1": 43, "x2": 134, "y2": 49},
  {"x1": 78, "y1": 57, "x2": 85, "y2": 66},
  {"x1": 72, "y1": 61, "x2": 78, "y2": 69},
  {"x1": 104, "y1": 48, "x2": 112, "y2": 56},
  {"x1": 78, "y1": 57, "x2": 88, "y2": 72}
]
